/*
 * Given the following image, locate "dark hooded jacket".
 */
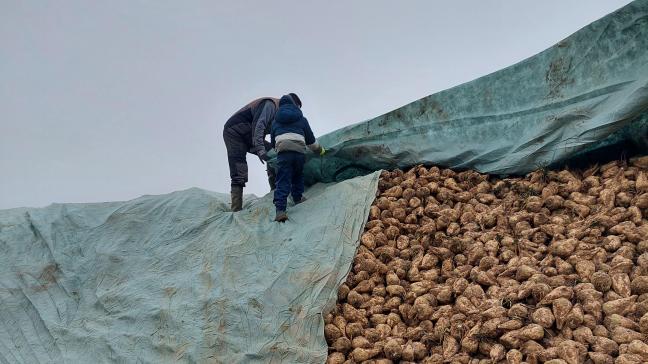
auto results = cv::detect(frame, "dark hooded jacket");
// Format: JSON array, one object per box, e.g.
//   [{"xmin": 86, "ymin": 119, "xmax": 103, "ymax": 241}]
[
  {"xmin": 224, "ymin": 97, "xmax": 279, "ymax": 158},
  {"xmin": 271, "ymin": 95, "xmax": 321, "ymax": 154}
]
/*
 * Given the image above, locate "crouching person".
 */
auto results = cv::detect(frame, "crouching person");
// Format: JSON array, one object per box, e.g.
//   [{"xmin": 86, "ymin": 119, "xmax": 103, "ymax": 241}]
[{"xmin": 270, "ymin": 94, "xmax": 325, "ymax": 222}]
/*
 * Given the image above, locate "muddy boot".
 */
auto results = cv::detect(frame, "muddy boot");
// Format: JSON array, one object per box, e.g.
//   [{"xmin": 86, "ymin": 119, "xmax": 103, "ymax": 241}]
[
  {"xmin": 294, "ymin": 196, "xmax": 307, "ymax": 204},
  {"xmin": 230, "ymin": 186, "xmax": 243, "ymax": 212},
  {"xmin": 275, "ymin": 210, "xmax": 288, "ymax": 222}
]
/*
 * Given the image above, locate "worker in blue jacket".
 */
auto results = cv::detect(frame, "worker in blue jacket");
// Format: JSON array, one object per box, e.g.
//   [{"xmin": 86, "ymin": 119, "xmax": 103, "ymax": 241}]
[
  {"xmin": 270, "ymin": 94, "xmax": 325, "ymax": 222},
  {"xmin": 223, "ymin": 96, "xmax": 284, "ymax": 211}
]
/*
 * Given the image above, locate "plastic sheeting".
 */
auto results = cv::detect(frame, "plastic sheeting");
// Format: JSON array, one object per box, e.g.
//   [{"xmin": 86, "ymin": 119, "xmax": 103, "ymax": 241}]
[
  {"xmin": 302, "ymin": 0, "xmax": 648, "ymax": 185},
  {"xmin": 0, "ymin": 172, "xmax": 380, "ymax": 364}
]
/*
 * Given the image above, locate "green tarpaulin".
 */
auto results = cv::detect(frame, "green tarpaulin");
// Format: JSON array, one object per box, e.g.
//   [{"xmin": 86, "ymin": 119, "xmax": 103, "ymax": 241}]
[
  {"xmin": 300, "ymin": 0, "xmax": 648, "ymax": 185},
  {"xmin": 0, "ymin": 174, "xmax": 380, "ymax": 363}
]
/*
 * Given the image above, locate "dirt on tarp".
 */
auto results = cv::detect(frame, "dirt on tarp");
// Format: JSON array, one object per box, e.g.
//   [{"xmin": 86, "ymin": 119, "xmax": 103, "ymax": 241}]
[{"xmin": 296, "ymin": 0, "xmax": 648, "ymax": 185}]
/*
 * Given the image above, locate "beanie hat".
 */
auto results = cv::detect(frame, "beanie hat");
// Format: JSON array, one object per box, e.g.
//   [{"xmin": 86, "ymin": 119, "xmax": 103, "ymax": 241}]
[{"xmin": 288, "ymin": 93, "xmax": 302, "ymax": 108}]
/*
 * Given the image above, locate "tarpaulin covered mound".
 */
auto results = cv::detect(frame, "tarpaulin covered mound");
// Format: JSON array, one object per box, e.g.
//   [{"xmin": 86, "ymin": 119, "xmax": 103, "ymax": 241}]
[
  {"xmin": 303, "ymin": 0, "xmax": 648, "ymax": 185},
  {"xmin": 0, "ymin": 173, "xmax": 379, "ymax": 364}
]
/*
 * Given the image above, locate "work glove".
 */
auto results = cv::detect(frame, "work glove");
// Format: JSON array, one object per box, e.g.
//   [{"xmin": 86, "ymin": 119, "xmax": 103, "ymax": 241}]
[
  {"xmin": 319, "ymin": 147, "xmax": 326, "ymax": 156},
  {"xmin": 258, "ymin": 152, "xmax": 269, "ymax": 164}
]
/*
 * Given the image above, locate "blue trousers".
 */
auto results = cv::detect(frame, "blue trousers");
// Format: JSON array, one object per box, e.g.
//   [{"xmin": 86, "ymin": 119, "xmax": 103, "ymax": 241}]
[{"xmin": 273, "ymin": 151, "xmax": 305, "ymax": 211}]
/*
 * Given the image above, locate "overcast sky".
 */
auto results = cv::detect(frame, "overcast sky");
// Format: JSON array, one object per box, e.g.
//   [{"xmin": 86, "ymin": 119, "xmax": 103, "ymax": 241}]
[{"xmin": 0, "ymin": 1, "xmax": 634, "ymax": 209}]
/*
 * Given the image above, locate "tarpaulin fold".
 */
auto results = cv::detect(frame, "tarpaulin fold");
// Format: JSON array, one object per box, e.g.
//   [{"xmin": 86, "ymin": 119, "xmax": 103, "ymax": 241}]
[
  {"xmin": 0, "ymin": 173, "xmax": 380, "ymax": 364},
  {"xmin": 301, "ymin": 0, "xmax": 648, "ymax": 185}
]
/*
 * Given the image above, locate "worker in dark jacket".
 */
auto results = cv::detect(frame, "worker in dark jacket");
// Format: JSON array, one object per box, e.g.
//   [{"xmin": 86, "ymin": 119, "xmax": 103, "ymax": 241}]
[
  {"xmin": 270, "ymin": 94, "xmax": 325, "ymax": 222},
  {"xmin": 223, "ymin": 95, "xmax": 299, "ymax": 211}
]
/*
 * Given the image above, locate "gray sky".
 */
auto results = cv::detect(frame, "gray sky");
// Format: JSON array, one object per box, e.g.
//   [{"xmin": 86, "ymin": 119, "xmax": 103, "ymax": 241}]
[{"xmin": 0, "ymin": 1, "xmax": 633, "ymax": 209}]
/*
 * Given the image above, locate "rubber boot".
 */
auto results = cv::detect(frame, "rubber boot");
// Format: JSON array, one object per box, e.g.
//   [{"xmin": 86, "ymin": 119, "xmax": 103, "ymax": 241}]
[
  {"xmin": 275, "ymin": 210, "xmax": 288, "ymax": 222},
  {"xmin": 230, "ymin": 186, "xmax": 243, "ymax": 212},
  {"xmin": 294, "ymin": 196, "xmax": 307, "ymax": 204}
]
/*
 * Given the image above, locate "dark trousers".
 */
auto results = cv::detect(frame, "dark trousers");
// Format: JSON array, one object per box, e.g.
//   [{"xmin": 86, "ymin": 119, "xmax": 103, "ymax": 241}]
[
  {"xmin": 223, "ymin": 123, "xmax": 251, "ymax": 187},
  {"xmin": 273, "ymin": 151, "xmax": 305, "ymax": 211},
  {"xmin": 223, "ymin": 122, "xmax": 276, "ymax": 188}
]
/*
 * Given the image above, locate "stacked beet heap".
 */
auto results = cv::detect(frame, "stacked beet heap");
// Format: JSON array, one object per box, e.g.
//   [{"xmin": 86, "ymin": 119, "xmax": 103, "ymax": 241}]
[{"xmin": 326, "ymin": 156, "xmax": 648, "ymax": 364}]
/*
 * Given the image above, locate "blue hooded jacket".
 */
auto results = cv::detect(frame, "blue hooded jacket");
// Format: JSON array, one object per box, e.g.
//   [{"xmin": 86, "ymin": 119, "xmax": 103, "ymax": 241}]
[{"xmin": 271, "ymin": 95, "xmax": 321, "ymax": 154}]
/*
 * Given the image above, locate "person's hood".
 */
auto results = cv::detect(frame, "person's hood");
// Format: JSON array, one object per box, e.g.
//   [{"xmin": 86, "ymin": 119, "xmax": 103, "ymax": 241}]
[{"xmin": 275, "ymin": 95, "xmax": 302, "ymax": 125}]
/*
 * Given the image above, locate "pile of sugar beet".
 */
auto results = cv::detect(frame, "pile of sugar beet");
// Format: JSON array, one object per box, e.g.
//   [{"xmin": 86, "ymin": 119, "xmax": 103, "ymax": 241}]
[{"xmin": 325, "ymin": 156, "xmax": 648, "ymax": 364}]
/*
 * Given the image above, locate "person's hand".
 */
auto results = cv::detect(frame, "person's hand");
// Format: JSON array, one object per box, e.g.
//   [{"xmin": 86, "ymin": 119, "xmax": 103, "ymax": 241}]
[
  {"xmin": 320, "ymin": 147, "xmax": 326, "ymax": 156},
  {"xmin": 258, "ymin": 152, "xmax": 269, "ymax": 164}
]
